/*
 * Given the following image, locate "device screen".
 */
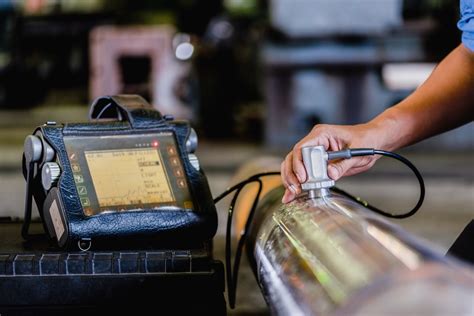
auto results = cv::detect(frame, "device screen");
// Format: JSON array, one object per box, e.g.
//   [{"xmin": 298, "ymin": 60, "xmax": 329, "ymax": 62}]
[{"xmin": 63, "ymin": 133, "xmax": 193, "ymax": 216}]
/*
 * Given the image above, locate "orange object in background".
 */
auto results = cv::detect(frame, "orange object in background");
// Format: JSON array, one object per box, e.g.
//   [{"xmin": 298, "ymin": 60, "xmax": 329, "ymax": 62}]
[
  {"xmin": 230, "ymin": 157, "xmax": 281, "ymax": 238},
  {"xmin": 24, "ymin": 0, "xmax": 46, "ymax": 14}
]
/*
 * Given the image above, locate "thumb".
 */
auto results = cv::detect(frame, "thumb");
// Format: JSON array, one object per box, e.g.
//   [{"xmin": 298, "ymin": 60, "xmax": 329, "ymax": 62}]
[{"xmin": 327, "ymin": 159, "xmax": 357, "ymax": 180}]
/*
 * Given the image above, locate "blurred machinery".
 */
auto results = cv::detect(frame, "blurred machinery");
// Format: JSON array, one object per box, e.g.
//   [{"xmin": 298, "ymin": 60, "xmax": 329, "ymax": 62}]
[
  {"xmin": 262, "ymin": 0, "xmax": 472, "ymax": 149},
  {"xmin": 90, "ymin": 26, "xmax": 197, "ymax": 120},
  {"xmin": 0, "ymin": 0, "xmax": 111, "ymax": 109},
  {"xmin": 0, "ymin": 0, "xmax": 212, "ymax": 119},
  {"xmin": 263, "ymin": 0, "xmax": 411, "ymax": 147},
  {"xmin": 0, "ymin": 0, "xmax": 471, "ymax": 147}
]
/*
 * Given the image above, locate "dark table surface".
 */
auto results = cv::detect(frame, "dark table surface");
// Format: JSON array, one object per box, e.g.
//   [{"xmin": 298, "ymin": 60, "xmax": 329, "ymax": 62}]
[{"xmin": 0, "ymin": 221, "xmax": 227, "ymax": 315}]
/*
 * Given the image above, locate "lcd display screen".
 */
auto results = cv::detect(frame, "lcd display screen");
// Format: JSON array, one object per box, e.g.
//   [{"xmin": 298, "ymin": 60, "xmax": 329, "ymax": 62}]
[
  {"xmin": 85, "ymin": 148, "xmax": 174, "ymax": 207},
  {"xmin": 63, "ymin": 133, "xmax": 193, "ymax": 216}
]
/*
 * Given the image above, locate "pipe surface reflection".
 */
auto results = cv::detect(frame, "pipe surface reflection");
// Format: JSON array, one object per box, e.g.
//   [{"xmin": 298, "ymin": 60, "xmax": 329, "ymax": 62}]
[{"xmin": 247, "ymin": 187, "xmax": 474, "ymax": 316}]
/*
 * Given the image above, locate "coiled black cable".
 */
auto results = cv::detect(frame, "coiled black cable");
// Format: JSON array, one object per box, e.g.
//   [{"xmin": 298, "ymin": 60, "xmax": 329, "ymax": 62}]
[
  {"xmin": 214, "ymin": 149, "xmax": 425, "ymax": 309},
  {"xmin": 328, "ymin": 149, "xmax": 425, "ymax": 219}
]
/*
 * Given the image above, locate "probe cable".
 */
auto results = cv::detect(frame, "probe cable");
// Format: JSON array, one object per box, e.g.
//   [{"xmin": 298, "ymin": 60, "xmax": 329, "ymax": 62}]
[
  {"xmin": 214, "ymin": 171, "xmax": 280, "ymax": 309},
  {"xmin": 327, "ymin": 149, "xmax": 425, "ymax": 219},
  {"xmin": 213, "ymin": 149, "xmax": 425, "ymax": 308}
]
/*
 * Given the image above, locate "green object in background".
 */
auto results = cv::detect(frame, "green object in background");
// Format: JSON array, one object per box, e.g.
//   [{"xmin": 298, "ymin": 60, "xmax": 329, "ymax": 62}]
[
  {"xmin": 55, "ymin": 0, "xmax": 105, "ymax": 13},
  {"xmin": 224, "ymin": 0, "xmax": 258, "ymax": 16},
  {"xmin": 124, "ymin": 11, "xmax": 175, "ymax": 26}
]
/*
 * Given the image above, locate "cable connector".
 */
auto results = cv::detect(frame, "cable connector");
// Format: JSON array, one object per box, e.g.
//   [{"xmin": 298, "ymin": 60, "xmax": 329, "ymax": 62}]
[
  {"xmin": 327, "ymin": 148, "xmax": 375, "ymax": 160},
  {"xmin": 301, "ymin": 147, "xmax": 377, "ymax": 194}
]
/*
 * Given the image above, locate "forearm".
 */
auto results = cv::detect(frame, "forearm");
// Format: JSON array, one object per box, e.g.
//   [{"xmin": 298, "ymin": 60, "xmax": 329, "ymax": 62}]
[{"xmin": 368, "ymin": 44, "xmax": 474, "ymax": 151}]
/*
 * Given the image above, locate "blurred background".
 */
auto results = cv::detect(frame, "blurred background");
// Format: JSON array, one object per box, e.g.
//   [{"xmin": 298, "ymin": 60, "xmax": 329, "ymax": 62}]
[{"xmin": 0, "ymin": 0, "xmax": 472, "ymax": 314}]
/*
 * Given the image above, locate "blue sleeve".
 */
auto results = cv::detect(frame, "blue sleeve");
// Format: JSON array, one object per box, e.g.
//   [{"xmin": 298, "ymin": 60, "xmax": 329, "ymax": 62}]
[{"xmin": 458, "ymin": 0, "xmax": 474, "ymax": 52}]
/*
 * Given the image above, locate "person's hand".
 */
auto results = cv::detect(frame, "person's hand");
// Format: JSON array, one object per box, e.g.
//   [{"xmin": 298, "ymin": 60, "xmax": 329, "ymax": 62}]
[{"xmin": 280, "ymin": 123, "xmax": 384, "ymax": 203}]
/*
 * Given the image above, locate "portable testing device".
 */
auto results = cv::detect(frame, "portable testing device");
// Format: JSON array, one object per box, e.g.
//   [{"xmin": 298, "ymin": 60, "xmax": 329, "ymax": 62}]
[{"xmin": 22, "ymin": 95, "xmax": 217, "ymax": 250}]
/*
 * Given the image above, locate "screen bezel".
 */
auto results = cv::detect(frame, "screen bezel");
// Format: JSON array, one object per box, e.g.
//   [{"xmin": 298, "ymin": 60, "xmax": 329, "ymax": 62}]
[{"xmin": 62, "ymin": 132, "xmax": 194, "ymax": 216}]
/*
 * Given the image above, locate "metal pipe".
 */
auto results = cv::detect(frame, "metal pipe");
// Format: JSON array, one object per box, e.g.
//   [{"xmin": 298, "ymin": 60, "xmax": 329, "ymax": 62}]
[{"xmin": 245, "ymin": 186, "xmax": 474, "ymax": 316}]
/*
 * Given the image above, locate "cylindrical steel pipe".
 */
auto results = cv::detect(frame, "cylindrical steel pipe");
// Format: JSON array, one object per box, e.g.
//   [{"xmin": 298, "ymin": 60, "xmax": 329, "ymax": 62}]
[{"xmin": 246, "ymin": 187, "xmax": 474, "ymax": 315}]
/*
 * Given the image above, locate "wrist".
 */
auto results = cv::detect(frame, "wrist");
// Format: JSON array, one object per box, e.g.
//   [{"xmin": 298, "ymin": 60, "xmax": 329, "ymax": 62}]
[{"xmin": 364, "ymin": 108, "xmax": 406, "ymax": 151}]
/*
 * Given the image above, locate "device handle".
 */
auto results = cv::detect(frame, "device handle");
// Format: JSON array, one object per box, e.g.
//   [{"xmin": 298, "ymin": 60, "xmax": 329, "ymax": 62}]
[{"xmin": 89, "ymin": 95, "xmax": 167, "ymax": 128}]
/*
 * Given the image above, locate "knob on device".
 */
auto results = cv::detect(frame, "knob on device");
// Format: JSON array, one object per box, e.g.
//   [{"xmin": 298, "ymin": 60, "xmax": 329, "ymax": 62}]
[
  {"xmin": 42, "ymin": 162, "xmax": 61, "ymax": 190},
  {"xmin": 24, "ymin": 135, "xmax": 43, "ymax": 164},
  {"xmin": 301, "ymin": 146, "xmax": 334, "ymax": 196},
  {"xmin": 186, "ymin": 128, "xmax": 198, "ymax": 153}
]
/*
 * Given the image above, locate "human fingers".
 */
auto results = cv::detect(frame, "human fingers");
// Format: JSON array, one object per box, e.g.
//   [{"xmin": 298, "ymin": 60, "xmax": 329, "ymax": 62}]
[
  {"xmin": 327, "ymin": 156, "xmax": 375, "ymax": 180},
  {"xmin": 282, "ymin": 188, "xmax": 296, "ymax": 204},
  {"xmin": 327, "ymin": 158, "xmax": 359, "ymax": 180},
  {"xmin": 291, "ymin": 144, "xmax": 308, "ymax": 184},
  {"xmin": 281, "ymin": 153, "xmax": 301, "ymax": 196},
  {"xmin": 343, "ymin": 157, "xmax": 378, "ymax": 176}
]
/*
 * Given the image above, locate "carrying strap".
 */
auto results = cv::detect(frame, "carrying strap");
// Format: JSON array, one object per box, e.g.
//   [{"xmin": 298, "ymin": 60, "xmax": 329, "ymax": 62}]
[{"xmin": 89, "ymin": 95, "xmax": 169, "ymax": 129}]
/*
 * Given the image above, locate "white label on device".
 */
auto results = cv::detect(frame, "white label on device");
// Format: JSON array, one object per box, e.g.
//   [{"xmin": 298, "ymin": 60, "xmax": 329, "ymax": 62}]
[{"xmin": 50, "ymin": 200, "xmax": 65, "ymax": 240}]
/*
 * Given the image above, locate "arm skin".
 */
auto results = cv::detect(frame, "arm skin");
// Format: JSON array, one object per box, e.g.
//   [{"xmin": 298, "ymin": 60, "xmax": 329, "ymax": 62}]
[{"xmin": 281, "ymin": 44, "xmax": 474, "ymax": 203}]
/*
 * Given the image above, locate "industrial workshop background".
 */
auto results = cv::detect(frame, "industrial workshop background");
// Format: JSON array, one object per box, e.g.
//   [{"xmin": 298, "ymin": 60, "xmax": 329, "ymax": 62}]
[{"xmin": 0, "ymin": 0, "xmax": 472, "ymax": 314}]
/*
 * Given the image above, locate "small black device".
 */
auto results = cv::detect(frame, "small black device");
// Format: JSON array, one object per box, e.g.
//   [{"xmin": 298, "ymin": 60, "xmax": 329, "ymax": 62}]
[{"xmin": 22, "ymin": 95, "xmax": 217, "ymax": 250}]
